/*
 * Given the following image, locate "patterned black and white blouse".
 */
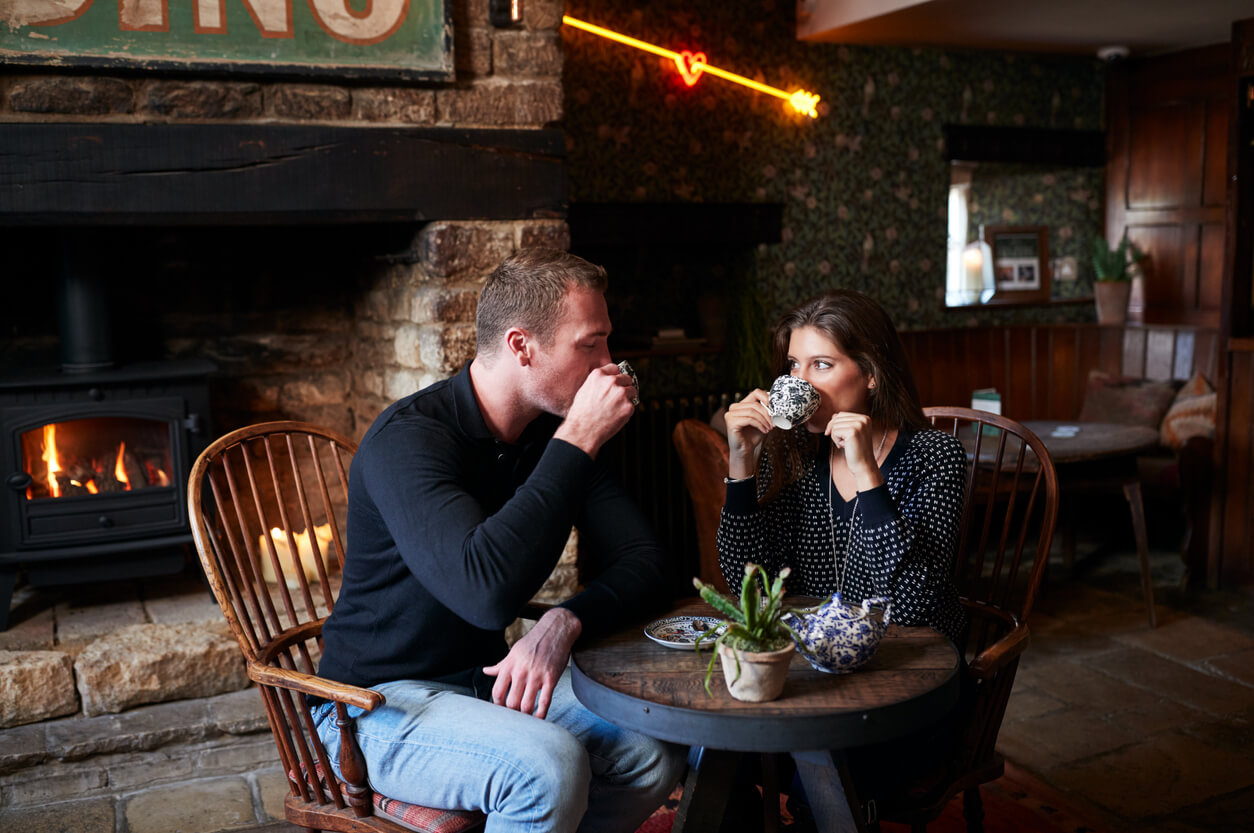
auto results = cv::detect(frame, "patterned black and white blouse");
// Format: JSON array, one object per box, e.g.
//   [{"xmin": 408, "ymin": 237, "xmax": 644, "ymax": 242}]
[{"xmin": 717, "ymin": 428, "xmax": 969, "ymax": 644}]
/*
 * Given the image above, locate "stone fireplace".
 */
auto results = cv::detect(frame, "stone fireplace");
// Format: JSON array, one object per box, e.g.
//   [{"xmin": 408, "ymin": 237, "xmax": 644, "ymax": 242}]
[{"xmin": 0, "ymin": 0, "xmax": 575, "ymax": 721}]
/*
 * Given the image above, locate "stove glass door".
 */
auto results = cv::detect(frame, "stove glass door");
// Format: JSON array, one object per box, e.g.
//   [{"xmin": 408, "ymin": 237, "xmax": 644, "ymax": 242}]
[{"xmin": 20, "ymin": 416, "xmax": 175, "ymax": 501}]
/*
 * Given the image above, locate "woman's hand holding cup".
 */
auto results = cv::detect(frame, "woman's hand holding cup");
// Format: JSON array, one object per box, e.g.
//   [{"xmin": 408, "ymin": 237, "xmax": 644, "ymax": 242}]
[
  {"xmin": 724, "ymin": 376, "xmax": 821, "ymax": 480},
  {"xmin": 724, "ymin": 390, "xmax": 773, "ymax": 480}
]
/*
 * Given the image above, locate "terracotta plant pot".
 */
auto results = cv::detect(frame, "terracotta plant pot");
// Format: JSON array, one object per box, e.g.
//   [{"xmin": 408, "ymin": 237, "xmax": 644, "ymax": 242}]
[
  {"xmin": 1094, "ymin": 281, "xmax": 1132, "ymax": 325},
  {"xmin": 717, "ymin": 641, "xmax": 794, "ymax": 702}
]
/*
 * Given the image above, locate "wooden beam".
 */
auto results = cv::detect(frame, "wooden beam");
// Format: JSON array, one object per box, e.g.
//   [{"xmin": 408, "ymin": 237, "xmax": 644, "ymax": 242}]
[
  {"xmin": 0, "ymin": 123, "xmax": 566, "ymax": 225},
  {"xmin": 943, "ymin": 125, "xmax": 1105, "ymax": 167}
]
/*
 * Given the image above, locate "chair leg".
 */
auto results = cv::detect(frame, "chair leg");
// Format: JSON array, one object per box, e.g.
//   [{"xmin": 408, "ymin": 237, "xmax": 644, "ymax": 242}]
[
  {"xmin": 963, "ymin": 788, "xmax": 984, "ymax": 833},
  {"xmin": 1122, "ymin": 481, "xmax": 1157, "ymax": 628}
]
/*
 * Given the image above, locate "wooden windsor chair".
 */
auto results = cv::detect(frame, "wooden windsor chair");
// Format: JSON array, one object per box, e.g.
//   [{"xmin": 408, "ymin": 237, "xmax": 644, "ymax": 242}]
[
  {"xmin": 864, "ymin": 408, "xmax": 1059, "ymax": 833},
  {"xmin": 672, "ymin": 418, "xmax": 733, "ymax": 595},
  {"xmin": 187, "ymin": 421, "xmax": 485, "ymax": 833}
]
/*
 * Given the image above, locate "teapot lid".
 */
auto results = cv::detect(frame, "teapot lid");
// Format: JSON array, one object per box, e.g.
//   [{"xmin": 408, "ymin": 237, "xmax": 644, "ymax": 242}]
[{"xmin": 823, "ymin": 592, "xmax": 863, "ymax": 618}]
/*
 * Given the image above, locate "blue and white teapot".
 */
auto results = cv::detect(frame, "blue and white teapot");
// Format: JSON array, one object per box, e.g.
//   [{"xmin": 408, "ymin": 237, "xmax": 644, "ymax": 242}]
[{"xmin": 782, "ymin": 593, "xmax": 892, "ymax": 673}]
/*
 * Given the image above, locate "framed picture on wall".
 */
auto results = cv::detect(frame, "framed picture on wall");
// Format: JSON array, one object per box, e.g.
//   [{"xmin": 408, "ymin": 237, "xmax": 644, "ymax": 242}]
[{"xmin": 984, "ymin": 225, "xmax": 1051, "ymax": 304}]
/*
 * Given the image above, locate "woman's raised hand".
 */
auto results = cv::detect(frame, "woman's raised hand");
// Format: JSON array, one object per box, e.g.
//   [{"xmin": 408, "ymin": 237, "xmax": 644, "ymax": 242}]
[
  {"xmin": 825, "ymin": 411, "xmax": 885, "ymax": 492},
  {"xmin": 724, "ymin": 389, "xmax": 773, "ymax": 479}
]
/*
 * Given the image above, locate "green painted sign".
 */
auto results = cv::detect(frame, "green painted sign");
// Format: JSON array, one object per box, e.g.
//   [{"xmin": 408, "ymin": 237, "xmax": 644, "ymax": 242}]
[{"xmin": 0, "ymin": 0, "xmax": 451, "ymax": 80}]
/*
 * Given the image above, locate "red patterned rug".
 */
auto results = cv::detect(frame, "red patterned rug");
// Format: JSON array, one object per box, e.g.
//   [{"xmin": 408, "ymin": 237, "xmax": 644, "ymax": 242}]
[{"xmin": 636, "ymin": 763, "xmax": 1110, "ymax": 833}]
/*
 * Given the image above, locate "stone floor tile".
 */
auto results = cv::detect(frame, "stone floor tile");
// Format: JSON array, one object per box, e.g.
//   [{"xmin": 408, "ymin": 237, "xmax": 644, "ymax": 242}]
[
  {"xmin": 1105, "ymin": 695, "xmax": 1205, "ymax": 736},
  {"xmin": 1, "ymin": 764, "xmax": 107, "ymax": 806},
  {"xmin": 1153, "ymin": 784, "xmax": 1254, "ymax": 833},
  {"xmin": 0, "ymin": 601, "xmax": 55, "ymax": 651},
  {"xmin": 1016, "ymin": 656, "xmax": 1169, "ymax": 714},
  {"xmin": 1115, "ymin": 616, "xmax": 1254, "ymax": 662},
  {"xmin": 206, "ymin": 687, "xmax": 269, "ymax": 735},
  {"xmin": 1002, "ymin": 689, "xmax": 1065, "ymax": 723},
  {"xmin": 1177, "ymin": 706, "xmax": 1254, "ymax": 759},
  {"xmin": 47, "ymin": 697, "xmax": 210, "ymax": 760},
  {"xmin": 0, "ymin": 797, "xmax": 116, "ymax": 833},
  {"xmin": 144, "ymin": 586, "xmax": 223, "ymax": 626},
  {"xmin": 1048, "ymin": 731, "xmax": 1254, "ymax": 819},
  {"xmin": 1095, "ymin": 647, "xmax": 1254, "ymax": 716},
  {"xmin": 0, "ymin": 722, "xmax": 48, "ymax": 774},
  {"xmin": 125, "ymin": 776, "xmax": 257, "ymax": 833},
  {"xmin": 1021, "ymin": 616, "xmax": 1125, "ymax": 659},
  {"xmin": 1033, "ymin": 581, "xmax": 1150, "ymax": 632},
  {"xmin": 55, "ymin": 588, "xmax": 146, "ymax": 654},
  {"xmin": 1205, "ymin": 647, "xmax": 1254, "ymax": 687},
  {"xmin": 993, "ymin": 709, "xmax": 1140, "ymax": 772},
  {"xmin": 254, "ymin": 765, "xmax": 290, "ymax": 821}
]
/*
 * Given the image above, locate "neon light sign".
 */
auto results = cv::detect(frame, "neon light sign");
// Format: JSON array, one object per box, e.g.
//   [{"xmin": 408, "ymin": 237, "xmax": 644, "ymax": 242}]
[{"xmin": 562, "ymin": 15, "xmax": 820, "ymax": 119}]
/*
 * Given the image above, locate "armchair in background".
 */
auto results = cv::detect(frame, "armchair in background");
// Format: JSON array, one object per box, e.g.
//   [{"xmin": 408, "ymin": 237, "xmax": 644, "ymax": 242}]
[{"xmin": 672, "ymin": 418, "xmax": 732, "ymax": 595}]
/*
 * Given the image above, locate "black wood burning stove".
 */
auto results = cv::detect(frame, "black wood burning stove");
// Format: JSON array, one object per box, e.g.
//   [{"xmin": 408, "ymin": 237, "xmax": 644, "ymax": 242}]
[
  {"xmin": 0, "ymin": 252, "xmax": 214, "ymax": 629},
  {"xmin": 0, "ymin": 360, "xmax": 214, "ymax": 628}
]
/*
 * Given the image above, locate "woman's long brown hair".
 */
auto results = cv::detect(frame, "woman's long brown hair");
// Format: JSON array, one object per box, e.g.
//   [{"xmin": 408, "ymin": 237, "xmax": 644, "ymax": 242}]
[{"xmin": 758, "ymin": 289, "xmax": 927, "ymax": 504}]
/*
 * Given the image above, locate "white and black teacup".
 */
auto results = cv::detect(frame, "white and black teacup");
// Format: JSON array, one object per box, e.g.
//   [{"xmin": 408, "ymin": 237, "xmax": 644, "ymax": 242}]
[
  {"xmin": 617, "ymin": 360, "xmax": 641, "ymax": 406},
  {"xmin": 767, "ymin": 376, "xmax": 820, "ymax": 430}
]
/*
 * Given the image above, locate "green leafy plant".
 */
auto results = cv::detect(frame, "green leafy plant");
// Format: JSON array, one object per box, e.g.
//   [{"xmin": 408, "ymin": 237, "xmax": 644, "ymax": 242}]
[
  {"xmin": 693, "ymin": 563, "xmax": 801, "ymax": 695},
  {"xmin": 1091, "ymin": 234, "xmax": 1147, "ymax": 282}
]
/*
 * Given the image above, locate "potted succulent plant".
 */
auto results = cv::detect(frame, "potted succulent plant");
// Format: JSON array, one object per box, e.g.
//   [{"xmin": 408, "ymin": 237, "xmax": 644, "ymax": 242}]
[
  {"xmin": 693, "ymin": 564, "xmax": 801, "ymax": 702},
  {"xmin": 1091, "ymin": 234, "xmax": 1147, "ymax": 325}
]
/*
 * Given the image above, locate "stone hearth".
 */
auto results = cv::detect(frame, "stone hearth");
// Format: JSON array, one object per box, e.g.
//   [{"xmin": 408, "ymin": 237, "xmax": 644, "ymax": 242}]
[{"xmin": 0, "ymin": 535, "xmax": 578, "ymax": 831}]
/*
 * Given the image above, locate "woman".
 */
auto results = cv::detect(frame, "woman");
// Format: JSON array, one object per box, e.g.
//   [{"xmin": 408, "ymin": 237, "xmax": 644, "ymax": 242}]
[{"xmin": 718, "ymin": 289, "xmax": 967, "ymax": 644}]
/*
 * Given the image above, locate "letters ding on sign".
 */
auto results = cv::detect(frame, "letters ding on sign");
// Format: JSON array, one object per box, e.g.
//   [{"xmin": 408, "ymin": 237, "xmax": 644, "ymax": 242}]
[{"xmin": 0, "ymin": 0, "xmax": 452, "ymax": 81}]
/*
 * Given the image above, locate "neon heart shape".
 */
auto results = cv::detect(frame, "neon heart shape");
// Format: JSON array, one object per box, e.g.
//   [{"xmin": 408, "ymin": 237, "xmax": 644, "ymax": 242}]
[{"xmin": 674, "ymin": 50, "xmax": 707, "ymax": 86}]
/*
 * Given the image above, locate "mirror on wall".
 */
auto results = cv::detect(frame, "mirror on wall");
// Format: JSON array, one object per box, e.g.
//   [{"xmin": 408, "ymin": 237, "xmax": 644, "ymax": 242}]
[{"xmin": 942, "ymin": 126, "xmax": 1105, "ymax": 308}]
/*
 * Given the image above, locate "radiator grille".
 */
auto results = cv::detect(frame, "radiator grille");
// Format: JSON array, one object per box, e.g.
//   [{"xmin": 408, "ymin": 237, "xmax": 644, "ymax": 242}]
[{"xmin": 596, "ymin": 392, "xmax": 739, "ymax": 594}]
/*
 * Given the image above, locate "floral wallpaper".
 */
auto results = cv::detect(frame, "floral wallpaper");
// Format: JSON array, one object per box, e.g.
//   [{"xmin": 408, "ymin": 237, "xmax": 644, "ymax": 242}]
[{"xmin": 562, "ymin": 0, "xmax": 1108, "ymax": 357}]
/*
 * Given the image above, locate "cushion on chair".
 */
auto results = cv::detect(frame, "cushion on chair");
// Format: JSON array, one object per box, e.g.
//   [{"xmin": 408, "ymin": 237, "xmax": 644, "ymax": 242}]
[
  {"xmin": 1159, "ymin": 372, "xmax": 1217, "ymax": 452},
  {"xmin": 374, "ymin": 795, "xmax": 485, "ymax": 833},
  {"xmin": 290, "ymin": 762, "xmax": 485, "ymax": 833},
  {"xmin": 1077, "ymin": 370, "xmax": 1178, "ymax": 429}
]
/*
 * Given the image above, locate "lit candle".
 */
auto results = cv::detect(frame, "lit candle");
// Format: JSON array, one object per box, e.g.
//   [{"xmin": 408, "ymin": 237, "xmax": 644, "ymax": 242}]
[{"xmin": 257, "ymin": 524, "xmax": 336, "ymax": 589}]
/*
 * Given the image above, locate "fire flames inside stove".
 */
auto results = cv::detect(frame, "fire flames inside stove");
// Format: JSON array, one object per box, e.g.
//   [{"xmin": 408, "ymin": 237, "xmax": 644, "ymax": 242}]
[{"xmin": 21, "ymin": 417, "xmax": 173, "ymax": 500}]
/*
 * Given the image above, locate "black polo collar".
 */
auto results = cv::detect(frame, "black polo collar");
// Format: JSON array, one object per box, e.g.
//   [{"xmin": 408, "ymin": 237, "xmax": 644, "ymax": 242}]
[{"xmin": 449, "ymin": 361, "xmax": 561, "ymax": 447}]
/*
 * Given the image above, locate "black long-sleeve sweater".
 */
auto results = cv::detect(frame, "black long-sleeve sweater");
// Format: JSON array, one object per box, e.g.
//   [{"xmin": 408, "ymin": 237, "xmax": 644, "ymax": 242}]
[
  {"xmin": 717, "ymin": 428, "xmax": 968, "ymax": 644},
  {"xmin": 318, "ymin": 364, "xmax": 667, "ymax": 697}
]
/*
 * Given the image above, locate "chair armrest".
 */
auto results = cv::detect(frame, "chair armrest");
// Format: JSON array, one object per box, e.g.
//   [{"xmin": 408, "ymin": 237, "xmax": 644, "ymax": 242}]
[
  {"xmin": 967, "ymin": 622, "xmax": 1030, "ymax": 680},
  {"xmin": 247, "ymin": 663, "xmax": 384, "ymax": 711}
]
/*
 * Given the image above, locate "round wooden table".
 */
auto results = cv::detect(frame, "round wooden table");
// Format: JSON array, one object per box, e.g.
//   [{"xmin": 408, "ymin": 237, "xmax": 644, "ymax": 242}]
[
  {"xmin": 571, "ymin": 599, "xmax": 962, "ymax": 833},
  {"xmin": 1021, "ymin": 420, "xmax": 1159, "ymax": 464}
]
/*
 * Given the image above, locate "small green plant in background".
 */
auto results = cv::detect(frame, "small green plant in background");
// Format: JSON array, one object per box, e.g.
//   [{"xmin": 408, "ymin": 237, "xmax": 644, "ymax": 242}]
[
  {"xmin": 693, "ymin": 563, "xmax": 800, "ymax": 695},
  {"xmin": 1091, "ymin": 234, "xmax": 1146, "ymax": 282}
]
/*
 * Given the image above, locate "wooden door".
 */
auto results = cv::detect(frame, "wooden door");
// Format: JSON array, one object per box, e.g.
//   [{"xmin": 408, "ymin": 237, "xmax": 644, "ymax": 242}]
[
  {"xmin": 1106, "ymin": 45, "xmax": 1230, "ymax": 329},
  {"xmin": 1215, "ymin": 20, "xmax": 1254, "ymax": 586}
]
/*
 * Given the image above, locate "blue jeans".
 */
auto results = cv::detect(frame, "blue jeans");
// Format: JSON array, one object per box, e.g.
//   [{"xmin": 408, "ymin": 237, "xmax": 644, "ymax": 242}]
[{"xmin": 312, "ymin": 669, "xmax": 686, "ymax": 833}]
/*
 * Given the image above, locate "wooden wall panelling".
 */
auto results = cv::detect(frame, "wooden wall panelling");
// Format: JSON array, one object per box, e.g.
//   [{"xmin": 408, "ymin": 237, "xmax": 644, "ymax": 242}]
[
  {"xmin": 1125, "ymin": 102, "xmax": 1203, "ymax": 209},
  {"xmin": 1107, "ymin": 45, "xmax": 1229, "ymax": 329},
  {"xmin": 1121, "ymin": 327, "xmax": 1148, "ymax": 378},
  {"xmin": 1204, "ymin": 98, "xmax": 1232, "ymax": 206},
  {"xmin": 1003, "ymin": 327, "xmax": 1036, "ymax": 419},
  {"xmin": 1145, "ymin": 328, "xmax": 1181, "ymax": 379},
  {"xmin": 1097, "ymin": 327, "xmax": 1126, "ymax": 377},
  {"xmin": 1044, "ymin": 325, "xmax": 1079, "ymax": 420}
]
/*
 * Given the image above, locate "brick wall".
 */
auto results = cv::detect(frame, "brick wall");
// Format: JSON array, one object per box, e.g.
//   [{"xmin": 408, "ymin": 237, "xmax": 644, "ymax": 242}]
[{"xmin": 0, "ymin": 0, "xmax": 569, "ymax": 441}]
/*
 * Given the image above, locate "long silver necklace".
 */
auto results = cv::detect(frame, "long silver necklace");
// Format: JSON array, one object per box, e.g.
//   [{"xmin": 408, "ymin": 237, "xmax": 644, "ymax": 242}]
[{"xmin": 828, "ymin": 428, "xmax": 889, "ymax": 600}]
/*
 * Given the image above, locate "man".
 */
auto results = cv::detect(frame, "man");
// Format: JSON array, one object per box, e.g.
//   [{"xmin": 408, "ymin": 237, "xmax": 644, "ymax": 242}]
[{"xmin": 314, "ymin": 247, "xmax": 685, "ymax": 833}]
